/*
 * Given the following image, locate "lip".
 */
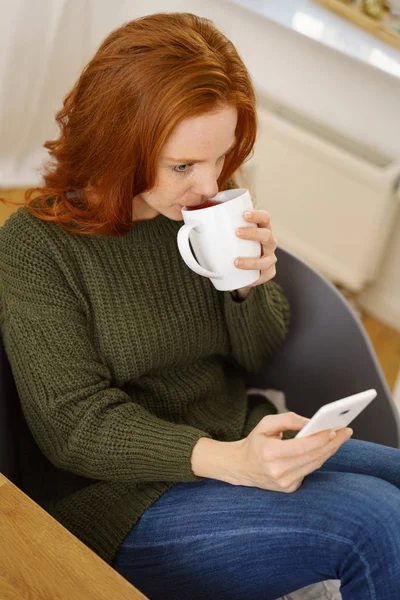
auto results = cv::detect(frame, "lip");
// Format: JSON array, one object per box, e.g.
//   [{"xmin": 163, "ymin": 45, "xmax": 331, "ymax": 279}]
[{"xmin": 178, "ymin": 203, "xmax": 203, "ymax": 210}]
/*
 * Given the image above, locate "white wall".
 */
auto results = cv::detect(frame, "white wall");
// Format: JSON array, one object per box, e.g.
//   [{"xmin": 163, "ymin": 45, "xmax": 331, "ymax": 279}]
[
  {"xmin": 359, "ymin": 212, "xmax": 400, "ymax": 331},
  {"xmin": 220, "ymin": 1, "xmax": 400, "ymax": 331}
]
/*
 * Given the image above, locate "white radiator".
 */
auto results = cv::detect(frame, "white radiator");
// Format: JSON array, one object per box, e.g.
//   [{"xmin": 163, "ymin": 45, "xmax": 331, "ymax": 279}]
[{"xmin": 244, "ymin": 96, "xmax": 400, "ymax": 292}]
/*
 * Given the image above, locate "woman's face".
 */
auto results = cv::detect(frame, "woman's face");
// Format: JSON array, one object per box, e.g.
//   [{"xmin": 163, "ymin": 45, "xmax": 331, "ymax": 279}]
[{"xmin": 133, "ymin": 104, "xmax": 238, "ymax": 221}]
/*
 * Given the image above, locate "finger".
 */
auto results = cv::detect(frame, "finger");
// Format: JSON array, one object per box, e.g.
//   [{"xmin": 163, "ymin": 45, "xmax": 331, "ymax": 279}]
[
  {"xmin": 236, "ymin": 227, "xmax": 277, "ymax": 247},
  {"xmin": 279, "ymin": 454, "xmax": 332, "ymax": 490},
  {"xmin": 244, "ymin": 210, "xmax": 272, "ymax": 230},
  {"xmin": 277, "ymin": 429, "xmax": 338, "ymax": 459},
  {"xmin": 279, "ymin": 430, "xmax": 354, "ymax": 490},
  {"xmin": 281, "ymin": 427, "xmax": 353, "ymax": 460},
  {"xmin": 235, "ymin": 254, "xmax": 277, "ymax": 271},
  {"xmin": 254, "ymin": 412, "xmax": 310, "ymax": 436},
  {"xmin": 279, "ymin": 427, "xmax": 353, "ymax": 472},
  {"xmin": 255, "ymin": 263, "xmax": 277, "ymax": 284}
]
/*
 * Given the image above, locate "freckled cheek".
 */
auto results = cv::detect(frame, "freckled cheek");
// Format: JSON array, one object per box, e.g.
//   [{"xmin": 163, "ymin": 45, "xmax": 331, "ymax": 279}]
[
  {"xmin": 171, "ymin": 176, "xmax": 195, "ymax": 200},
  {"xmin": 157, "ymin": 169, "xmax": 197, "ymax": 204},
  {"xmin": 152, "ymin": 178, "xmax": 190, "ymax": 206}
]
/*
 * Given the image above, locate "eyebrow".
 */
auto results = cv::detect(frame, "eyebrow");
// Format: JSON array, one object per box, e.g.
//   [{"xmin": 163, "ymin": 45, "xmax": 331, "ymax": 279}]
[{"xmin": 164, "ymin": 140, "xmax": 236, "ymax": 164}]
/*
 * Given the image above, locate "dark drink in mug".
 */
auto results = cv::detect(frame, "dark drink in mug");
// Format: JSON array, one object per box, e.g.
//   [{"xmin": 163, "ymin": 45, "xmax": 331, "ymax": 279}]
[{"xmin": 186, "ymin": 199, "xmax": 220, "ymax": 210}]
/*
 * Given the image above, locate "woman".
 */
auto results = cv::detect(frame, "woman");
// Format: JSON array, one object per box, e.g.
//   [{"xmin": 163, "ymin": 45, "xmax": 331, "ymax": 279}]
[{"xmin": 1, "ymin": 12, "xmax": 400, "ymax": 600}]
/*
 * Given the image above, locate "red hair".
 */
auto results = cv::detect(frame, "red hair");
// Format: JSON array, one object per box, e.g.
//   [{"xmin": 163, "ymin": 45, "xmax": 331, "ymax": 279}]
[{"xmin": 3, "ymin": 13, "xmax": 257, "ymax": 236}]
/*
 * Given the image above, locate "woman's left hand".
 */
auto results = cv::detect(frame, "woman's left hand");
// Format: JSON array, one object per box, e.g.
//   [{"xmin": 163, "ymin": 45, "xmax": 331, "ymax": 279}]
[{"xmin": 234, "ymin": 210, "xmax": 278, "ymax": 300}]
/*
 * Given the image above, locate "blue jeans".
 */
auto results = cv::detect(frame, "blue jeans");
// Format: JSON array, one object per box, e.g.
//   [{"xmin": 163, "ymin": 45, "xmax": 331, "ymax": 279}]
[{"xmin": 112, "ymin": 439, "xmax": 400, "ymax": 599}]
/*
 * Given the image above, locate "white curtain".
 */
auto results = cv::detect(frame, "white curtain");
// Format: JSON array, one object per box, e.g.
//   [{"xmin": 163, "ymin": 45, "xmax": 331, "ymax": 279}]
[
  {"xmin": 0, "ymin": 0, "xmax": 229, "ymax": 189},
  {"xmin": 1, "ymin": 0, "xmax": 90, "ymax": 187},
  {"xmin": 0, "ymin": 0, "xmax": 153, "ymax": 188}
]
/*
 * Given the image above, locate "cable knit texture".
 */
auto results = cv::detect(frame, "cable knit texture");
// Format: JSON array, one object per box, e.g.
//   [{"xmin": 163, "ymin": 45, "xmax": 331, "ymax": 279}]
[{"xmin": 0, "ymin": 203, "xmax": 290, "ymax": 564}]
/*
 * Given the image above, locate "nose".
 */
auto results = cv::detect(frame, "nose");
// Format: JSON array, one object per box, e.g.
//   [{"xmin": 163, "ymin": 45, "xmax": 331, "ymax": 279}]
[{"xmin": 193, "ymin": 172, "xmax": 219, "ymax": 200}]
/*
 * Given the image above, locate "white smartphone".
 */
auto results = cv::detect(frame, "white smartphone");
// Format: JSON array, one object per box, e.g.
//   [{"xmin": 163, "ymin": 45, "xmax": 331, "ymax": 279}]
[{"xmin": 295, "ymin": 389, "xmax": 377, "ymax": 439}]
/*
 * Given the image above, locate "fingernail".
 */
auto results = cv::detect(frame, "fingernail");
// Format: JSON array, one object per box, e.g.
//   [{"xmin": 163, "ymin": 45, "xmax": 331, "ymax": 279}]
[
  {"xmin": 234, "ymin": 258, "xmax": 240, "ymax": 267},
  {"xmin": 236, "ymin": 228, "xmax": 243, "ymax": 237},
  {"xmin": 347, "ymin": 428, "xmax": 353, "ymax": 437},
  {"xmin": 329, "ymin": 430, "xmax": 336, "ymax": 440},
  {"xmin": 244, "ymin": 211, "xmax": 252, "ymax": 219}
]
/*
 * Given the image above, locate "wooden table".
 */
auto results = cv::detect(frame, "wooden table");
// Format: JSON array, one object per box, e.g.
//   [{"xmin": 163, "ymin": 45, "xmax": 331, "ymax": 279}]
[{"xmin": 0, "ymin": 472, "xmax": 148, "ymax": 599}]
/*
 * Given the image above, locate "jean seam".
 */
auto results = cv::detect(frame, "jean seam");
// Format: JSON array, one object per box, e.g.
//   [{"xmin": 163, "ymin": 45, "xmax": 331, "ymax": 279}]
[{"xmin": 121, "ymin": 526, "xmax": 376, "ymax": 599}]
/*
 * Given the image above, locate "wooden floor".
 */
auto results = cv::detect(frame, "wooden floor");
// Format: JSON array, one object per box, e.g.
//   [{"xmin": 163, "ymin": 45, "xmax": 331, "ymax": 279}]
[
  {"xmin": 361, "ymin": 313, "xmax": 400, "ymax": 391},
  {"xmin": 1, "ymin": 188, "xmax": 400, "ymax": 391}
]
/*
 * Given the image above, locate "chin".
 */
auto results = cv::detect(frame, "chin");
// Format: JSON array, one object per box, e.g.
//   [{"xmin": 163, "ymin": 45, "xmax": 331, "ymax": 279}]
[{"xmin": 165, "ymin": 205, "xmax": 184, "ymax": 221}]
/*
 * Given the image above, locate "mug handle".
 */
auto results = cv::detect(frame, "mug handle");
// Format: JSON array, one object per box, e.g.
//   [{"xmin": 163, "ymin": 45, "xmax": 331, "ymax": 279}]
[{"xmin": 177, "ymin": 222, "xmax": 223, "ymax": 279}]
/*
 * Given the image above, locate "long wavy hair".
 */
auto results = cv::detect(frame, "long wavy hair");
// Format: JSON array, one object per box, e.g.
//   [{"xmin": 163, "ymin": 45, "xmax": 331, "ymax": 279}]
[{"xmin": 2, "ymin": 13, "xmax": 257, "ymax": 236}]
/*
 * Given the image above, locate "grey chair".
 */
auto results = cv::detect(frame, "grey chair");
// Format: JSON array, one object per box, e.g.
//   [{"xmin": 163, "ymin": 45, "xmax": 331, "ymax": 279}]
[
  {"xmin": 0, "ymin": 335, "xmax": 21, "ymax": 484},
  {"xmin": 245, "ymin": 246, "xmax": 400, "ymax": 448},
  {"xmin": 1, "ymin": 247, "xmax": 399, "ymax": 491}
]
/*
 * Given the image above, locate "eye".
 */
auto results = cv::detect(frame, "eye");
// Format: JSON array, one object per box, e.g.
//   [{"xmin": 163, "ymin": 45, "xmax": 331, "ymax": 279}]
[{"xmin": 173, "ymin": 163, "xmax": 193, "ymax": 174}]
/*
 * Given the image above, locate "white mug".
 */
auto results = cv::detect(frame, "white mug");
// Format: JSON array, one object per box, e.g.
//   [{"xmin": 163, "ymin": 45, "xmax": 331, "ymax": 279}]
[{"xmin": 177, "ymin": 188, "xmax": 261, "ymax": 291}]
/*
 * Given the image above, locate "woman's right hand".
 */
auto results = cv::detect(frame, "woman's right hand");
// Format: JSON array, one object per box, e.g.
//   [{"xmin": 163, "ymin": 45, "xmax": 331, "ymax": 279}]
[
  {"xmin": 227, "ymin": 412, "xmax": 353, "ymax": 492},
  {"xmin": 191, "ymin": 412, "xmax": 353, "ymax": 492}
]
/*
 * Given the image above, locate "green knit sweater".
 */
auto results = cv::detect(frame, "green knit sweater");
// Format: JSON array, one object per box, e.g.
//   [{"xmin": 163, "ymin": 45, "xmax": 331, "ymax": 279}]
[{"xmin": 0, "ymin": 205, "xmax": 290, "ymax": 565}]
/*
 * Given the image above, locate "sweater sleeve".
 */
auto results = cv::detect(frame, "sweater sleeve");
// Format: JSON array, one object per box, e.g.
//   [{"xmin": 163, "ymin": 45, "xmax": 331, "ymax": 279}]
[
  {"xmin": 219, "ymin": 179, "xmax": 290, "ymax": 372},
  {"xmin": 0, "ymin": 213, "xmax": 211, "ymax": 484},
  {"xmin": 223, "ymin": 281, "xmax": 290, "ymax": 373}
]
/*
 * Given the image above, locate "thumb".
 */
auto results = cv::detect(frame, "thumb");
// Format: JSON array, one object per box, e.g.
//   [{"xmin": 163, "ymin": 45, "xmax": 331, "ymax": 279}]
[{"xmin": 254, "ymin": 412, "xmax": 310, "ymax": 436}]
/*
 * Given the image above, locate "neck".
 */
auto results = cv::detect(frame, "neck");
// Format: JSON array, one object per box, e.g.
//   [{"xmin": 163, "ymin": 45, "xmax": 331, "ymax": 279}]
[{"xmin": 132, "ymin": 195, "xmax": 159, "ymax": 222}]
